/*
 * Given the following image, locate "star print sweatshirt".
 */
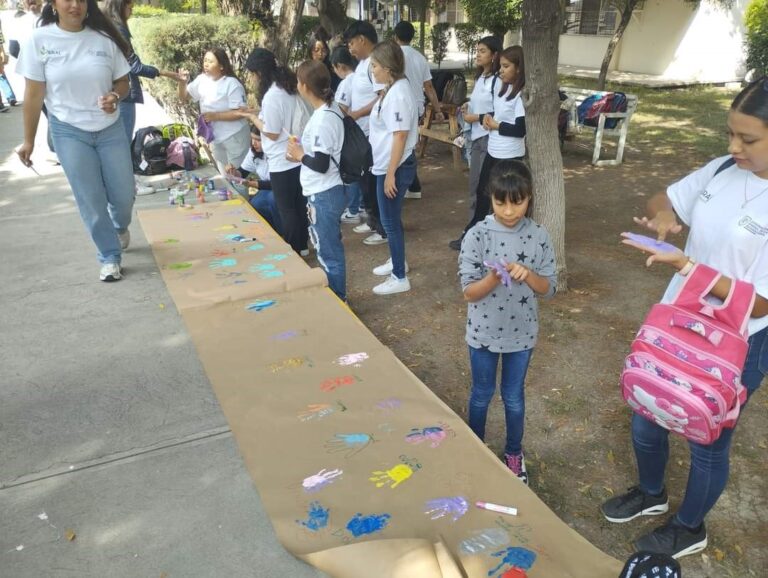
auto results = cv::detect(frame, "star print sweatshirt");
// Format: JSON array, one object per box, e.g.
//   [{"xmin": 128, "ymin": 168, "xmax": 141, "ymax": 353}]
[{"xmin": 459, "ymin": 215, "xmax": 557, "ymax": 353}]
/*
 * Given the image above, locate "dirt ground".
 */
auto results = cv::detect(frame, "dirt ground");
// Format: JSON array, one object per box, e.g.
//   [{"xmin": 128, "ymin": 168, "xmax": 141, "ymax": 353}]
[{"xmin": 336, "ymin": 138, "xmax": 768, "ymax": 577}]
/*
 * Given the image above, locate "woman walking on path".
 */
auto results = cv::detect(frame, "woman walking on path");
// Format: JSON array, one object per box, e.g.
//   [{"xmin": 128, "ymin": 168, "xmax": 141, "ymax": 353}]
[
  {"xmin": 16, "ymin": 0, "xmax": 135, "ymax": 282},
  {"xmin": 601, "ymin": 78, "xmax": 768, "ymax": 559}
]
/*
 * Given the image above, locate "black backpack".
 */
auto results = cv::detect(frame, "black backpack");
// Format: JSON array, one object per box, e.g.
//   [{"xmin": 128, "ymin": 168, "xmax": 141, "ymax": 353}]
[
  {"xmin": 131, "ymin": 126, "xmax": 171, "ymax": 175},
  {"xmin": 326, "ymin": 110, "xmax": 372, "ymax": 184}
]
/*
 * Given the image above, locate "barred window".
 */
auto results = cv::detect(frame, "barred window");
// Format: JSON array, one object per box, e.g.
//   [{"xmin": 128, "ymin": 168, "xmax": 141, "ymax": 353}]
[{"xmin": 563, "ymin": 0, "xmax": 620, "ymax": 36}]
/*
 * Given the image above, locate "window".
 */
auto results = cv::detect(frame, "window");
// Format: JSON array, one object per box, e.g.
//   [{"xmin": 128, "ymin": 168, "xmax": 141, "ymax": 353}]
[{"xmin": 563, "ymin": 0, "xmax": 620, "ymax": 36}]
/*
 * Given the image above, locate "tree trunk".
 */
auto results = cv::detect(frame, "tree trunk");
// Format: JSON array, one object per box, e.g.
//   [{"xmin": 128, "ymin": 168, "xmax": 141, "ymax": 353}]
[
  {"xmin": 217, "ymin": 0, "xmax": 251, "ymax": 16},
  {"xmin": 316, "ymin": 0, "xmax": 349, "ymax": 38},
  {"xmin": 521, "ymin": 0, "xmax": 567, "ymax": 291},
  {"xmin": 200, "ymin": 0, "xmax": 207, "ymax": 14},
  {"xmin": 597, "ymin": 0, "xmax": 640, "ymax": 90},
  {"xmin": 264, "ymin": 0, "xmax": 306, "ymax": 65},
  {"xmin": 419, "ymin": 2, "xmax": 427, "ymax": 52}
]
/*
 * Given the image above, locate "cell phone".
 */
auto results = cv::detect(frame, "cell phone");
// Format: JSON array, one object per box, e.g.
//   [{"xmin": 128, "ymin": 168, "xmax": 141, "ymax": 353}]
[{"xmin": 622, "ymin": 232, "xmax": 680, "ymax": 254}]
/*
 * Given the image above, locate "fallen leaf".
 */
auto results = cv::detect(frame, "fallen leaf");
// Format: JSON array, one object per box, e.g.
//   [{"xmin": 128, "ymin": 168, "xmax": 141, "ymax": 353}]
[
  {"xmin": 158, "ymin": 304, "xmax": 165, "ymax": 310},
  {"xmin": 758, "ymin": 440, "xmax": 767, "ymax": 449},
  {"xmin": 734, "ymin": 544, "xmax": 743, "ymax": 556},
  {"xmin": 64, "ymin": 529, "xmax": 76, "ymax": 541},
  {"xmin": 713, "ymin": 547, "xmax": 725, "ymax": 561},
  {"xmin": 607, "ymin": 450, "xmax": 615, "ymax": 464}
]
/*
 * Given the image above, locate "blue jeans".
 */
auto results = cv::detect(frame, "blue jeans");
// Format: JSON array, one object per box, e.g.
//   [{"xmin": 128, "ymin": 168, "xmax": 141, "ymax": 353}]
[
  {"xmin": 49, "ymin": 115, "xmax": 135, "ymax": 265},
  {"xmin": 308, "ymin": 184, "xmax": 347, "ymax": 301},
  {"xmin": 468, "ymin": 345, "xmax": 533, "ymax": 456},
  {"xmin": 345, "ymin": 181, "xmax": 361, "ymax": 215},
  {"xmin": 0, "ymin": 73, "xmax": 17, "ymax": 102},
  {"xmin": 632, "ymin": 326, "xmax": 768, "ymax": 528},
  {"xmin": 375, "ymin": 153, "xmax": 416, "ymax": 279},
  {"xmin": 118, "ymin": 101, "xmax": 137, "ymax": 143},
  {"xmin": 248, "ymin": 189, "xmax": 282, "ymax": 233}
]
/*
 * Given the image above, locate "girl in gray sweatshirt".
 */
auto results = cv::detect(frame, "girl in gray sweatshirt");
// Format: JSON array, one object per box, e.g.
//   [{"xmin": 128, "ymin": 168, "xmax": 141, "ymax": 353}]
[{"xmin": 458, "ymin": 160, "xmax": 557, "ymax": 485}]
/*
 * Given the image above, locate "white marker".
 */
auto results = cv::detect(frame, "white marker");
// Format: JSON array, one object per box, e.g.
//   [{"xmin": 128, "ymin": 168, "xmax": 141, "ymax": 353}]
[{"xmin": 475, "ymin": 501, "xmax": 518, "ymax": 516}]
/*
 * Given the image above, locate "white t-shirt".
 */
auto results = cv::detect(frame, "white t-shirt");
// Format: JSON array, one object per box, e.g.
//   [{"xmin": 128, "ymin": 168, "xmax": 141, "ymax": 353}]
[
  {"xmin": 300, "ymin": 103, "xmax": 344, "ymax": 195},
  {"xmin": 368, "ymin": 79, "xmax": 418, "ymax": 175},
  {"xmin": 487, "ymin": 85, "xmax": 525, "ymax": 159},
  {"xmin": 350, "ymin": 57, "xmax": 377, "ymax": 136},
  {"xmin": 259, "ymin": 83, "xmax": 301, "ymax": 173},
  {"xmin": 400, "ymin": 45, "xmax": 431, "ymax": 116},
  {"xmin": 468, "ymin": 74, "xmax": 496, "ymax": 142},
  {"xmin": 186, "ymin": 74, "xmax": 248, "ymax": 144},
  {"xmin": 241, "ymin": 150, "xmax": 270, "ymax": 182},
  {"xmin": 663, "ymin": 155, "xmax": 768, "ymax": 335},
  {"xmin": 10, "ymin": 11, "xmax": 39, "ymax": 48},
  {"xmin": 17, "ymin": 26, "xmax": 130, "ymax": 132},
  {"xmin": 335, "ymin": 74, "xmax": 353, "ymax": 110}
]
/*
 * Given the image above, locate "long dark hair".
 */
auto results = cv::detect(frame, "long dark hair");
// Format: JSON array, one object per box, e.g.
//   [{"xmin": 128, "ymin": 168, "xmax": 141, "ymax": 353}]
[
  {"xmin": 498, "ymin": 45, "xmax": 525, "ymax": 101},
  {"xmin": 487, "ymin": 159, "xmax": 533, "ymax": 218},
  {"xmin": 474, "ymin": 35, "xmax": 501, "ymax": 81},
  {"xmin": 245, "ymin": 47, "xmax": 298, "ymax": 105},
  {"xmin": 41, "ymin": 0, "xmax": 131, "ymax": 57},
  {"xmin": 329, "ymin": 45, "xmax": 358, "ymax": 71},
  {"xmin": 102, "ymin": 0, "xmax": 129, "ymax": 27},
  {"xmin": 297, "ymin": 60, "xmax": 333, "ymax": 105},
  {"xmin": 732, "ymin": 76, "xmax": 768, "ymax": 125}
]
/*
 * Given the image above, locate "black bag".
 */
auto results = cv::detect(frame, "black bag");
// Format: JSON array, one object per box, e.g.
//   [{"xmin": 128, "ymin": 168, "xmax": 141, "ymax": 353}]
[
  {"xmin": 326, "ymin": 110, "xmax": 372, "ymax": 184},
  {"xmin": 131, "ymin": 127, "xmax": 170, "ymax": 175},
  {"xmin": 442, "ymin": 73, "xmax": 467, "ymax": 106}
]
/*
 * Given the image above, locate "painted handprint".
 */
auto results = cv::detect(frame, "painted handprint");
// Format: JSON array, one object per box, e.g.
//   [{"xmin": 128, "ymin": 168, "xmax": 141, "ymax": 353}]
[
  {"xmin": 459, "ymin": 528, "xmax": 510, "ymax": 556},
  {"xmin": 250, "ymin": 263, "xmax": 276, "ymax": 272},
  {"xmin": 405, "ymin": 425, "xmax": 454, "ymax": 448},
  {"xmin": 246, "ymin": 299, "xmax": 276, "ymax": 312},
  {"xmin": 302, "ymin": 468, "xmax": 343, "ymax": 493},
  {"xmin": 296, "ymin": 501, "xmax": 329, "ymax": 532},
  {"xmin": 375, "ymin": 397, "xmax": 402, "ymax": 412},
  {"xmin": 263, "ymin": 253, "xmax": 290, "ymax": 261},
  {"xmin": 488, "ymin": 547, "xmax": 537, "ymax": 576},
  {"xmin": 423, "ymin": 496, "xmax": 469, "ymax": 522},
  {"xmin": 345, "ymin": 513, "xmax": 390, "ymax": 538},
  {"xmin": 369, "ymin": 463, "xmax": 414, "ymax": 489},
  {"xmin": 324, "ymin": 433, "xmax": 373, "ymax": 458},
  {"xmin": 335, "ymin": 352, "xmax": 369, "ymax": 367},
  {"xmin": 268, "ymin": 356, "xmax": 306, "ymax": 373},
  {"xmin": 320, "ymin": 375, "xmax": 358, "ymax": 392},
  {"xmin": 259, "ymin": 270, "xmax": 284, "ymax": 279},
  {"xmin": 246, "ymin": 243, "xmax": 265, "ymax": 251},
  {"xmin": 209, "ymin": 258, "xmax": 237, "ymax": 268},
  {"xmin": 297, "ymin": 403, "xmax": 343, "ymax": 422}
]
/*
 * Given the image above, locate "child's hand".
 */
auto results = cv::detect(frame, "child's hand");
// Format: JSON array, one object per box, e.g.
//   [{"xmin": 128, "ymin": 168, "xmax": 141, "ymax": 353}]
[
  {"xmin": 506, "ymin": 262, "xmax": 530, "ymax": 282},
  {"xmin": 482, "ymin": 115, "xmax": 499, "ymax": 131},
  {"xmin": 177, "ymin": 69, "xmax": 189, "ymax": 83},
  {"xmin": 286, "ymin": 138, "xmax": 304, "ymax": 162}
]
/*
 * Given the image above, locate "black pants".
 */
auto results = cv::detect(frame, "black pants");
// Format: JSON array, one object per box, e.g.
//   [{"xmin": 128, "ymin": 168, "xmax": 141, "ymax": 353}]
[
  {"xmin": 270, "ymin": 166, "xmax": 308, "ymax": 253},
  {"xmin": 462, "ymin": 154, "xmax": 524, "ymax": 235},
  {"xmin": 361, "ymin": 169, "xmax": 385, "ymax": 237},
  {"xmin": 410, "ymin": 171, "xmax": 421, "ymax": 192}
]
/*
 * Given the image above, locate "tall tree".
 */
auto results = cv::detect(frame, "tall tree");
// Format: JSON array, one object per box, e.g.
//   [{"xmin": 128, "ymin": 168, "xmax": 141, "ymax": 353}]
[
  {"xmin": 460, "ymin": 0, "xmax": 523, "ymax": 40},
  {"xmin": 263, "ymin": 0, "xmax": 306, "ymax": 64},
  {"xmin": 316, "ymin": 0, "xmax": 349, "ymax": 38},
  {"xmin": 596, "ymin": 0, "xmax": 735, "ymax": 90},
  {"xmin": 522, "ymin": 0, "xmax": 567, "ymax": 291}
]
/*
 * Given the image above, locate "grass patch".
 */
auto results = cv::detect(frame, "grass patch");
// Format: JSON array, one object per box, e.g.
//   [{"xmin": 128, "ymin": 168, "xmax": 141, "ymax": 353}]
[{"xmin": 559, "ymin": 76, "xmax": 739, "ymax": 159}]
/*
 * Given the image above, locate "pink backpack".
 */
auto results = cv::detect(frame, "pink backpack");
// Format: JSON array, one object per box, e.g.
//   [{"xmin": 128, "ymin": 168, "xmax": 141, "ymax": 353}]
[
  {"xmin": 621, "ymin": 263, "xmax": 755, "ymax": 444},
  {"xmin": 166, "ymin": 137, "xmax": 199, "ymax": 171}
]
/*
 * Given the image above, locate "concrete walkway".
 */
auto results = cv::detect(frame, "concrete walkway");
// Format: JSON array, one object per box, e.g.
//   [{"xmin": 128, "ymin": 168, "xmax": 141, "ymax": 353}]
[{"xmin": 0, "ymin": 49, "xmax": 325, "ymax": 578}]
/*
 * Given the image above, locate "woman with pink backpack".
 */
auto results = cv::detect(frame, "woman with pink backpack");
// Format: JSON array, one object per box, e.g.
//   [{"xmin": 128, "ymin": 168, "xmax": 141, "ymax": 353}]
[{"xmin": 602, "ymin": 78, "xmax": 768, "ymax": 560}]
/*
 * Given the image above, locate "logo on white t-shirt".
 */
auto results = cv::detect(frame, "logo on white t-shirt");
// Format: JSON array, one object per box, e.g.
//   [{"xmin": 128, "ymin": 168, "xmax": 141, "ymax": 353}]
[
  {"xmin": 699, "ymin": 189, "xmax": 712, "ymax": 202},
  {"xmin": 394, "ymin": 112, "xmax": 403, "ymax": 122},
  {"xmin": 86, "ymin": 49, "xmax": 109, "ymax": 58},
  {"xmin": 738, "ymin": 216, "xmax": 768, "ymax": 237}
]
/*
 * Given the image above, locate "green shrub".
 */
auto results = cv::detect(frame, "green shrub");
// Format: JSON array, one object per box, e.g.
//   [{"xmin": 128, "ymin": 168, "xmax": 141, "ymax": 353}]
[
  {"xmin": 131, "ymin": 4, "xmax": 168, "ymax": 18},
  {"xmin": 430, "ymin": 22, "xmax": 451, "ymax": 69},
  {"xmin": 746, "ymin": 0, "xmax": 768, "ymax": 77},
  {"xmin": 131, "ymin": 14, "xmax": 259, "ymax": 124},
  {"xmin": 454, "ymin": 22, "xmax": 482, "ymax": 69}
]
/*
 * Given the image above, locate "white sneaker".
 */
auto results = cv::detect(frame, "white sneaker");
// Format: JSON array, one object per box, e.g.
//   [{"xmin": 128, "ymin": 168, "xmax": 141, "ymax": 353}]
[
  {"xmin": 353, "ymin": 223, "xmax": 372, "ymax": 234},
  {"xmin": 136, "ymin": 184, "xmax": 155, "ymax": 196},
  {"xmin": 372, "ymin": 258, "xmax": 409, "ymax": 276},
  {"xmin": 373, "ymin": 274, "xmax": 411, "ymax": 295},
  {"xmin": 404, "ymin": 190, "xmax": 422, "ymax": 199},
  {"xmin": 358, "ymin": 208, "xmax": 368, "ymax": 219},
  {"xmin": 99, "ymin": 263, "xmax": 122, "ymax": 282},
  {"xmin": 118, "ymin": 229, "xmax": 130, "ymax": 250},
  {"xmin": 340, "ymin": 209, "xmax": 361, "ymax": 224},
  {"xmin": 300, "ymin": 248, "xmax": 310, "ymax": 257},
  {"xmin": 363, "ymin": 233, "xmax": 387, "ymax": 245}
]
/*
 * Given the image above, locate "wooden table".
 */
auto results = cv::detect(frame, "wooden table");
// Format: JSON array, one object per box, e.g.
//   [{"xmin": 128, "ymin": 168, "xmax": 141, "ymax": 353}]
[{"xmin": 417, "ymin": 102, "xmax": 463, "ymax": 170}]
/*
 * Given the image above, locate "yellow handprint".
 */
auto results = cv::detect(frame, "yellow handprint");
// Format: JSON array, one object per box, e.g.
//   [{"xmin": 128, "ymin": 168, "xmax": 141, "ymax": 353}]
[{"xmin": 369, "ymin": 464, "xmax": 414, "ymax": 489}]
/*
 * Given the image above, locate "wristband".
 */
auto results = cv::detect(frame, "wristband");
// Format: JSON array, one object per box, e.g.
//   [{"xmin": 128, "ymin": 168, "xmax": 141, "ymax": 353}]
[
  {"xmin": 109, "ymin": 91, "xmax": 121, "ymax": 103},
  {"xmin": 678, "ymin": 258, "xmax": 695, "ymax": 276}
]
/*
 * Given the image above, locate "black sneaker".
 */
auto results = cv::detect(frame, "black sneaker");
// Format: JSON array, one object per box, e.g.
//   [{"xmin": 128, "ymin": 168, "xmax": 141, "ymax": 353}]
[
  {"xmin": 601, "ymin": 486, "xmax": 669, "ymax": 523},
  {"xmin": 634, "ymin": 518, "xmax": 707, "ymax": 560},
  {"xmin": 448, "ymin": 237, "xmax": 463, "ymax": 251}
]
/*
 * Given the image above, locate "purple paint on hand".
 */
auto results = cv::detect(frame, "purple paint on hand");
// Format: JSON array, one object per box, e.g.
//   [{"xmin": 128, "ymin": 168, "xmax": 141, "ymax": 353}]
[
  {"xmin": 622, "ymin": 232, "xmax": 681, "ymax": 254},
  {"xmin": 484, "ymin": 260, "xmax": 512, "ymax": 288}
]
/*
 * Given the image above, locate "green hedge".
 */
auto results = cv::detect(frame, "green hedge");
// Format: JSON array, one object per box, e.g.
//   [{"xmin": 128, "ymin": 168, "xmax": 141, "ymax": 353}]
[
  {"xmin": 746, "ymin": 0, "xmax": 768, "ymax": 77},
  {"xmin": 131, "ymin": 5, "xmax": 168, "ymax": 18},
  {"xmin": 131, "ymin": 14, "xmax": 259, "ymax": 124}
]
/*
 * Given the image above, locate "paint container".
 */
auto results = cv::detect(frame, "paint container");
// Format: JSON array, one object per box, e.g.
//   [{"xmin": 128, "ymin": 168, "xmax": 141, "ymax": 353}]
[
  {"xmin": 217, "ymin": 190, "xmax": 229, "ymax": 201},
  {"xmin": 207, "ymin": 180, "xmax": 215, "ymax": 191}
]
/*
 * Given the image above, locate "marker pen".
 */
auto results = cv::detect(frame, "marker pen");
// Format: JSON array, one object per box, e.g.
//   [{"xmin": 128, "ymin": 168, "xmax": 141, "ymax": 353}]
[{"xmin": 475, "ymin": 501, "xmax": 518, "ymax": 516}]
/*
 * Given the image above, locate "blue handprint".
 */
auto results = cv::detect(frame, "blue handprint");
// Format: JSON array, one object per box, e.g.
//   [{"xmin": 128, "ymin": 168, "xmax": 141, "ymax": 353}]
[
  {"xmin": 264, "ymin": 253, "xmax": 290, "ymax": 262},
  {"xmin": 259, "ymin": 270, "xmax": 284, "ymax": 279},
  {"xmin": 209, "ymin": 258, "xmax": 237, "ymax": 269},
  {"xmin": 246, "ymin": 299, "xmax": 276, "ymax": 312},
  {"xmin": 324, "ymin": 433, "xmax": 373, "ymax": 458},
  {"xmin": 249, "ymin": 263, "xmax": 277, "ymax": 272},
  {"xmin": 296, "ymin": 501, "xmax": 329, "ymax": 531},
  {"xmin": 246, "ymin": 243, "xmax": 265, "ymax": 251},
  {"xmin": 488, "ymin": 547, "xmax": 537, "ymax": 576},
  {"xmin": 345, "ymin": 513, "xmax": 390, "ymax": 537}
]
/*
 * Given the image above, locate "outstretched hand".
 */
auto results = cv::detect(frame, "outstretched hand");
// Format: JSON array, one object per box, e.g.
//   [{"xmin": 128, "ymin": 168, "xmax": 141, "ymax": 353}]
[
  {"xmin": 620, "ymin": 232, "xmax": 688, "ymax": 270},
  {"xmin": 632, "ymin": 209, "xmax": 682, "ymax": 241}
]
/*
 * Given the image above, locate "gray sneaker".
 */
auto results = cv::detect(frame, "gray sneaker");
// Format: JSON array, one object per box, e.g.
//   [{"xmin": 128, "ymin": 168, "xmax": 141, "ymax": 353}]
[{"xmin": 601, "ymin": 486, "xmax": 669, "ymax": 523}]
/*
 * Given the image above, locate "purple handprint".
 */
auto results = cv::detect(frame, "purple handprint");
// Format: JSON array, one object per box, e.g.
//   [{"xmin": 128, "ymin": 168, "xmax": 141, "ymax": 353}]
[{"xmin": 423, "ymin": 496, "xmax": 469, "ymax": 522}]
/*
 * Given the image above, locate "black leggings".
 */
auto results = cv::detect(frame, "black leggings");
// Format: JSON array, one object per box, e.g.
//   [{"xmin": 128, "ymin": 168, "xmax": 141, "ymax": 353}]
[
  {"xmin": 270, "ymin": 167, "xmax": 308, "ymax": 253},
  {"xmin": 361, "ymin": 169, "xmax": 385, "ymax": 236},
  {"xmin": 463, "ymin": 154, "xmax": 524, "ymax": 235}
]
